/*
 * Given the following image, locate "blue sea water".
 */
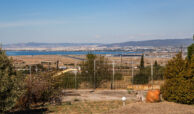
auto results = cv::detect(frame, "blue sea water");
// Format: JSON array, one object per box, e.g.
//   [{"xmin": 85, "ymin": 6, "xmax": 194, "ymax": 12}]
[{"xmin": 6, "ymin": 50, "xmax": 141, "ymax": 56}]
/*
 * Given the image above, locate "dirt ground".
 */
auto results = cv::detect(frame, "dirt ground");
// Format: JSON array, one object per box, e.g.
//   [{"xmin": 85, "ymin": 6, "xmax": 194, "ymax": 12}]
[
  {"xmin": 107, "ymin": 102, "xmax": 194, "ymax": 114},
  {"xmin": 11, "ymin": 54, "xmax": 170, "ymax": 67},
  {"xmin": 60, "ymin": 90, "xmax": 194, "ymax": 114},
  {"xmin": 61, "ymin": 89, "xmax": 137, "ymax": 102},
  {"xmin": 11, "ymin": 55, "xmax": 82, "ymax": 65}
]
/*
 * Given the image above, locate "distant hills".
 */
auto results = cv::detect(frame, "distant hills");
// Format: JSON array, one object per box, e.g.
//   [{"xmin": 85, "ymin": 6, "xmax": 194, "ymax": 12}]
[
  {"xmin": 3, "ymin": 38, "xmax": 193, "ymax": 49},
  {"xmin": 105, "ymin": 38, "xmax": 193, "ymax": 47},
  {"xmin": 3, "ymin": 42, "xmax": 102, "ymax": 48}
]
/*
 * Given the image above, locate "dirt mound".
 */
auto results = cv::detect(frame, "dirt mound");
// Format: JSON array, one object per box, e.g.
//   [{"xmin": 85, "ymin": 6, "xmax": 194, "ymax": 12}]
[{"xmin": 106, "ymin": 102, "xmax": 194, "ymax": 114}]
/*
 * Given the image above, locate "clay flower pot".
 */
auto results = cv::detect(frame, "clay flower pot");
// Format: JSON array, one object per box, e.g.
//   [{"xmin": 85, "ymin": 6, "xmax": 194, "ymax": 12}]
[{"xmin": 146, "ymin": 89, "xmax": 160, "ymax": 103}]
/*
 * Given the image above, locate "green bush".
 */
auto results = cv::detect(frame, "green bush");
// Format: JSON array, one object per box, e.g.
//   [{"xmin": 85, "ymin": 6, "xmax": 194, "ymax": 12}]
[
  {"xmin": 161, "ymin": 53, "xmax": 194, "ymax": 104},
  {"xmin": 0, "ymin": 49, "xmax": 25, "ymax": 112}
]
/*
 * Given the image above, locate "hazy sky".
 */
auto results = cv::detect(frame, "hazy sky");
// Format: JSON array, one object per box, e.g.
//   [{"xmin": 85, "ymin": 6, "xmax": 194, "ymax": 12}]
[{"xmin": 0, "ymin": 0, "xmax": 193, "ymax": 44}]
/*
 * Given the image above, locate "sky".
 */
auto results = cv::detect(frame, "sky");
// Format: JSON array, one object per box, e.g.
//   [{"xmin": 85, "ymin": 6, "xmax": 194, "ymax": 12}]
[{"xmin": 0, "ymin": 0, "xmax": 194, "ymax": 44}]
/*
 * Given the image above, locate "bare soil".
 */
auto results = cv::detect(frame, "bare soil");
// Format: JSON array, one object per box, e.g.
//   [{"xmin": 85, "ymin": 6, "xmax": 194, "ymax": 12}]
[
  {"xmin": 62, "ymin": 89, "xmax": 137, "ymax": 102},
  {"xmin": 106, "ymin": 102, "xmax": 194, "ymax": 114},
  {"xmin": 61, "ymin": 90, "xmax": 194, "ymax": 114}
]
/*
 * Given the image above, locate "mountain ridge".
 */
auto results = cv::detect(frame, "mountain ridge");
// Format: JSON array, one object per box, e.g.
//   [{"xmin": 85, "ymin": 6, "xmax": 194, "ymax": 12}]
[
  {"xmin": 104, "ymin": 38, "xmax": 193, "ymax": 47},
  {"xmin": 3, "ymin": 38, "xmax": 193, "ymax": 48}
]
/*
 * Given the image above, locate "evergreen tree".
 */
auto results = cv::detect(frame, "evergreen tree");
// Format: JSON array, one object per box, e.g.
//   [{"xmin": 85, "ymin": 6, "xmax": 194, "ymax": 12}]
[
  {"xmin": 154, "ymin": 60, "xmax": 158, "ymax": 67},
  {"xmin": 0, "ymin": 48, "xmax": 24, "ymax": 112},
  {"xmin": 187, "ymin": 36, "xmax": 194, "ymax": 61},
  {"xmin": 161, "ymin": 53, "xmax": 194, "ymax": 104},
  {"xmin": 140, "ymin": 54, "xmax": 144, "ymax": 70},
  {"xmin": 153, "ymin": 60, "xmax": 164, "ymax": 80},
  {"xmin": 187, "ymin": 44, "xmax": 194, "ymax": 61},
  {"xmin": 133, "ymin": 54, "xmax": 149, "ymax": 84}
]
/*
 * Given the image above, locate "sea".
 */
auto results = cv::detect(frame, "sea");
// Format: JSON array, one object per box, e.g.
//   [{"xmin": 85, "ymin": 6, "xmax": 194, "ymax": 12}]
[{"xmin": 6, "ymin": 50, "xmax": 142, "ymax": 56}]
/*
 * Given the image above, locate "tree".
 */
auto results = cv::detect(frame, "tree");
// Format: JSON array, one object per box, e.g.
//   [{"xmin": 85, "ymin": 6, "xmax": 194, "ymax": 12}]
[
  {"xmin": 80, "ymin": 54, "xmax": 121, "ymax": 88},
  {"xmin": 187, "ymin": 44, "xmax": 194, "ymax": 61},
  {"xmin": 161, "ymin": 53, "xmax": 194, "ymax": 104},
  {"xmin": 154, "ymin": 60, "xmax": 158, "ymax": 67},
  {"xmin": 0, "ymin": 48, "xmax": 24, "ymax": 112},
  {"xmin": 133, "ymin": 54, "xmax": 149, "ymax": 84},
  {"xmin": 153, "ymin": 60, "xmax": 164, "ymax": 80},
  {"xmin": 187, "ymin": 35, "xmax": 194, "ymax": 61},
  {"xmin": 133, "ymin": 58, "xmax": 164, "ymax": 84},
  {"xmin": 139, "ymin": 54, "xmax": 144, "ymax": 70}
]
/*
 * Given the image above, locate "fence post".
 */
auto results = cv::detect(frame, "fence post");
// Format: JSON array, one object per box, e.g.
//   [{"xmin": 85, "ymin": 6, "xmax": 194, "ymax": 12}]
[
  {"xmin": 131, "ymin": 58, "xmax": 134, "ymax": 85},
  {"xmin": 75, "ymin": 62, "xmax": 77, "ymax": 89},
  {"xmin": 94, "ymin": 60, "xmax": 96, "ymax": 89},
  {"xmin": 151, "ymin": 60, "xmax": 153, "ymax": 89},
  {"xmin": 112, "ymin": 60, "xmax": 115, "ymax": 89}
]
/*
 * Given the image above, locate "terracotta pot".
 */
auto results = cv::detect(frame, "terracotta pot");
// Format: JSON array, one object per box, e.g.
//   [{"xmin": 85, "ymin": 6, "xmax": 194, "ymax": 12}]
[{"xmin": 146, "ymin": 89, "xmax": 160, "ymax": 103}]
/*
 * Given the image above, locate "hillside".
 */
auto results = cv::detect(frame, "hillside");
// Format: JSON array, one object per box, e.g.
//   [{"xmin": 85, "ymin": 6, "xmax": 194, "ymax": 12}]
[
  {"xmin": 105, "ymin": 38, "xmax": 193, "ymax": 47},
  {"xmin": 3, "ymin": 42, "xmax": 102, "ymax": 48},
  {"xmin": 3, "ymin": 38, "xmax": 193, "ymax": 49}
]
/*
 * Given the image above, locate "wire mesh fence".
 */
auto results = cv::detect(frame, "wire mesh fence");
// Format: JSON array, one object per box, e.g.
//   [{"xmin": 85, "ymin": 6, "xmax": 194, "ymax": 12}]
[
  {"xmin": 22, "ymin": 55, "xmax": 165, "ymax": 90},
  {"xmin": 53, "ymin": 55, "xmax": 162, "ymax": 90}
]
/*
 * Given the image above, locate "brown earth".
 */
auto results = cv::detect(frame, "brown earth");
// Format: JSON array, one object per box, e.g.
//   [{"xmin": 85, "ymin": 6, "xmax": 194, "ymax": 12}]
[
  {"xmin": 11, "ymin": 55, "xmax": 170, "ymax": 67},
  {"xmin": 61, "ymin": 90, "xmax": 194, "ymax": 114},
  {"xmin": 61, "ymin": 89, "xmax": 137, "ymax": 102},
  {"xmin": 106, "ymin": 102, "xmax": 194, "ymax": 114}
]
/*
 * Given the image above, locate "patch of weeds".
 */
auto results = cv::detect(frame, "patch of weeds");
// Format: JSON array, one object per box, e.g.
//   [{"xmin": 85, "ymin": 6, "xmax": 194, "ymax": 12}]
[
  {"xmin": 74, "ymin": 98, "xmax": 80, "ymax": 102},
  {"xmin": 65, "ymin": 101, "xmax": 72, "ymax": 105},
  {"xmin": 127, "ymin": 88, "xmax": 133, "ymax": 94}
]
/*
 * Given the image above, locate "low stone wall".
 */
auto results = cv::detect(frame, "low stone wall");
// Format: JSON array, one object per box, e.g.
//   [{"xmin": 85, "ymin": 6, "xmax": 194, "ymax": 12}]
[{"xmin": 127, "ymin": 84, "xmax": 160, "ymax": 90}]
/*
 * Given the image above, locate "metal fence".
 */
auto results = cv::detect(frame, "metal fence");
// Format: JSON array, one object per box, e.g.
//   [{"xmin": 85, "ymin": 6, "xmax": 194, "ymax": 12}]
[{"xmin": 23, "ymin": 55, "xmax": 165, "ymax": 90}]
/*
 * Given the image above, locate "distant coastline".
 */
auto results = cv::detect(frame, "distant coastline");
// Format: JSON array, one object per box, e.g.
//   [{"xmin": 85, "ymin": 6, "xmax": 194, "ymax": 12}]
[{"xmin": 6, "ymin": 50, "xmax": 142, "ymax": 56}]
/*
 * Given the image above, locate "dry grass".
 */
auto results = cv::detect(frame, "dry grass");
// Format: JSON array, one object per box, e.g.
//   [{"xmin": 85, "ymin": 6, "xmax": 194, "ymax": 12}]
[
  {"xmin": 46, "ymin": 100, "xmax": 132, "ymax": 114},
  {"xmin": 11, "ymin": 55, "xmax": 81, "ymax": 65},
  {"xmin": 107, "ymin": 102, "xmax": 194, "ymax": 114},
  {"xmin": 45, "ymin": 101, "xmax": 194, "ymax": 114},
  {"xmin": 11, "ymin": 55, "xmax": 170, "ymax": 67},
  {"xmin": 12, "ymin": 89, "xmax": 193, "ymax": 114}
]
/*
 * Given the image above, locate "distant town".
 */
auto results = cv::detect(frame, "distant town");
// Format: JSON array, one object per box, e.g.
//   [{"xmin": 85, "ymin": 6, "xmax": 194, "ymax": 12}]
[{"xmin": 3, "ymin": 39, "xmax": 192, "ymax": 59}]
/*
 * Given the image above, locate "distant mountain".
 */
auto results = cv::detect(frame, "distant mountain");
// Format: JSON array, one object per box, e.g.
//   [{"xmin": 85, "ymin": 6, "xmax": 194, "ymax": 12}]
[
  {"xmin": 105, "ymin": 38, "xmax": 193, "ymax": 47},
  {"xmin": 3, "ymin": 42, "xmax": 102, "ymax": 48},
  {"xmin": 3, "ymin": 38, "xmax": 193, "ymax": 49}
]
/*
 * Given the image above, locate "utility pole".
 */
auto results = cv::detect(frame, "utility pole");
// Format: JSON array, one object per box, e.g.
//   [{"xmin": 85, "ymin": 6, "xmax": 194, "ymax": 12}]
[
  {"xmin": 131, "ymin": 58, "xmax": 134, "ymax": 85},
  {"xmin": 35, "ymin": 65, "xmax": 38, "ymax": 73},
  {"xmin": 120, "ymin": 55, "xmax": 123, "ymax": 64},
  {"xmin": 29, "ymin": 65, "xmax": 32, "ymax": 76},
  {"xmin": 56, "ymin": 60, "xmax": 59, "ymax": 70},
  {"xmin": 75, "ymin": 62, "xmax": 77, "ymax": 89},
  {"xmin": 29, "ymin": 65, "xmax": 32, "ymax": 87}
]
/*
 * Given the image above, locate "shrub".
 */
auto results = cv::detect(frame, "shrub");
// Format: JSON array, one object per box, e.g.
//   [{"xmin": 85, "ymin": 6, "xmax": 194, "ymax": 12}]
[
  {"xmin": 161, "ymin": 53, "xmax": 194, "ymax": 104},
  {"xmin": 0, "ymin": 49, "xmax": 25, "ymax": 112},
  {"xmin": 16, "ymin": 71, "xmax": 62, "ymax": 109},
  {"xmin": 54, "ymin": 72, "xmax": 81, "ymax": 89}
]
